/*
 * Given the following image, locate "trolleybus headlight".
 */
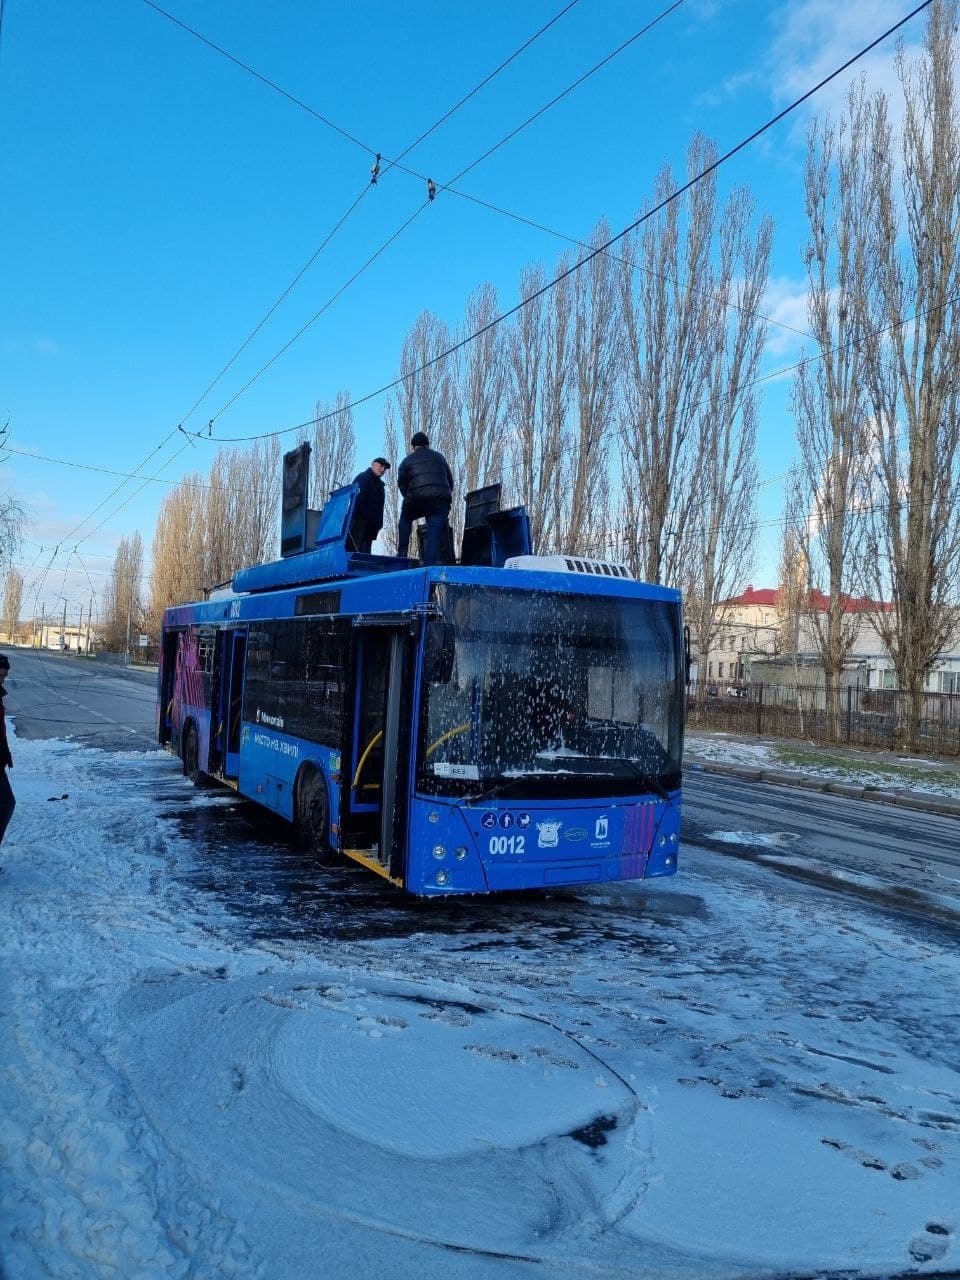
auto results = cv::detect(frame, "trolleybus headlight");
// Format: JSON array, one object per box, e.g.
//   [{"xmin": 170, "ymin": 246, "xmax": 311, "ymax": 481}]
[
  {"xmin": 455, "ymin": 846, "xmax": 467, "ymax": 861},
  {"xmin": 436, "ymin": 869, "xmax": 450, "ymax": 886},
  {"xmin": 659, "ymin": 835, "xmax": 667, "ymax": 847},
  {"xmin": 433, "ymin": 844, "xmax": 446, "ymax": 860},
  {"xmin": 669, "ymin": 832, "xmax": 678, "ymax": 843}
]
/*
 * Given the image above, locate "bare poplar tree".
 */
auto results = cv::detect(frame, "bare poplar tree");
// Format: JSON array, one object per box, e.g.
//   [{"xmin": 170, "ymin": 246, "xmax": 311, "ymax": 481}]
[
  {"xmin": 685, "ymin": 186, "xmax": 770, "ymax": 687},
  {"xmin": 454, "ymin": 284, "xmax": 508, "ymax": 518},
  {"xmin": 3, "ymin": 568, "xmax": 23, "ymax": 644},
  {"xmin": 311, "ymin": 391, "xmax": 356, "ymax": 504},
  {"xmin": 381, "ymin": 403, "xmax": 402, "ymax": 553},
  {"xmin": 859, "ymin": 0, "xmax": 960, "ymax": 748},
  {"xmin": 507, "ymin": 263, "xmax": 572, "ymax": 553},
  {"xmin": 619, "ymin": 135, "xmax": 717, "ymax": 585},
  {"xmin": 508, "ymin": 265, "xmax": 547, "ymax": 548},
  {"xmin": 0, "ymin": 495, "xmax": 24, "ymax": 570},
  {"xmin": 147, "ymin": 474, "xmax": 207, "ymax": 636},
  {"xmin": 105, "ymin": 532, "xmax": 143, "ymax": 654},
  {"xmin": 395, "ymin": 312, "xmax": 458, "ymax": 460},
  {"xmin": 241, "ymin": 437, "xmax": 281, "ymax": 565},
  {"xmin": 562, "ymin": 219, "xmax": 619, "ymax": 556},
  {"xmin": 204, "ymin": 451, "xmax": 233, "ymax": 586},
  {"xmin": 790, "ymin": 90, "xmax": 875, "ymax": 738},
  {"xmin": 777, "ymin": 517, "xmax": 807, "ymax": 731}
]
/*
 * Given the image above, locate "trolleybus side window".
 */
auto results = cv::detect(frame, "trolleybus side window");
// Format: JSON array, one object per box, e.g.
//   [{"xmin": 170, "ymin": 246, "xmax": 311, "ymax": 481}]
[{"xmin": 242, "ymin": 618, "xmax": 347, "ymax": 745}]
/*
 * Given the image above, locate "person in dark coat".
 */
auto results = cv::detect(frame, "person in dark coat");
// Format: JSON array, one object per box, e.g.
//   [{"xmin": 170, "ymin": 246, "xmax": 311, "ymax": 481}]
[
  {"xmin": 0, "ymin": 654, "xmax": 15, "ymax": 846},
  {"xmin": 348, "ymin": 457, "xmax": 390, "ymax": 553},
  {"xmin": 396, "ymin": 432, "xmax": 454, "ymax": 565}
]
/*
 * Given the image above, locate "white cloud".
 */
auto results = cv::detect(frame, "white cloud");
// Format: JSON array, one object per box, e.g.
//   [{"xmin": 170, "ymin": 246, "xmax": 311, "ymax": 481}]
[
  {"xmin": 762, "ymin": 276, "xmax": 812, "ymax": 356},
  {"xmin": 765, "ymin": 0, "xmax": 925, "ymax": 138}
]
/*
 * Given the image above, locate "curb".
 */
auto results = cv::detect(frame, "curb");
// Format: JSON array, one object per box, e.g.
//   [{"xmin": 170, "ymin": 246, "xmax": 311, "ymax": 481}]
[{"xmin": 686, "ymin": 757, "xmax": 960, "ymax": 821}]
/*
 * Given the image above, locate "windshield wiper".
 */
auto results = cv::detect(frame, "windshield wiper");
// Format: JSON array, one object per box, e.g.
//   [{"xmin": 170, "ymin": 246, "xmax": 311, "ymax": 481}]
[
  {"xmin": 463, "ymin": 776, "xmax": 532, "ymax": 805},
  {"xmin": 565, "ymin": 755, "xmax": 672, "ymax": 801}
]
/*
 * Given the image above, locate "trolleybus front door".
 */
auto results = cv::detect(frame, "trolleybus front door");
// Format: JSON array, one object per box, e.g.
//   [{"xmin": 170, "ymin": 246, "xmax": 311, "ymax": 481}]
[
  {"xmin": 213, "ymin": 628, "xmax": 247, "ymax": 781},
  {"xmin": 348, "ymin": 626, "xmax": 410, "ymax": 877}
]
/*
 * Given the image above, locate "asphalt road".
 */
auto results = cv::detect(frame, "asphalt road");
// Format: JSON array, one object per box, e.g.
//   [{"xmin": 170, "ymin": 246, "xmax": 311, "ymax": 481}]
[{"xmin": 4, "ymin": 648, "xmax": 158, "ymax": 751}]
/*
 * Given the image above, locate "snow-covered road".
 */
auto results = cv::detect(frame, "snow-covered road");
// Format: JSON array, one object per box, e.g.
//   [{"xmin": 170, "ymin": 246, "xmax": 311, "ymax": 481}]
[{"xmin": 2, "ymin": 732, "xmax": 959, "ymax": 1278}]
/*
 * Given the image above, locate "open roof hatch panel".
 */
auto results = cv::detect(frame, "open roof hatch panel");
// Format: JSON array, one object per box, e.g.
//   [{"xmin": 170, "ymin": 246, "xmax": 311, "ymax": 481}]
[{"xmin": 459, "ymin": 483, "xmax": 532, "ymax": 567}]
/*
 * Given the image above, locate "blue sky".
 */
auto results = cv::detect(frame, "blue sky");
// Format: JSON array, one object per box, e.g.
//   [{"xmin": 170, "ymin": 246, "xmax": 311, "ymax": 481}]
[{"xmin": 0, "ymin": 0, "xmax": 926, "ymax": 619}]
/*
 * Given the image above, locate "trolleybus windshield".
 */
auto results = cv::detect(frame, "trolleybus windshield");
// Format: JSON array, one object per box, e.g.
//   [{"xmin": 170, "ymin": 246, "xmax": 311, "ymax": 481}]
[{"xmin": 419, "ymin": 585, "xmax": 683, "ymax": 798}]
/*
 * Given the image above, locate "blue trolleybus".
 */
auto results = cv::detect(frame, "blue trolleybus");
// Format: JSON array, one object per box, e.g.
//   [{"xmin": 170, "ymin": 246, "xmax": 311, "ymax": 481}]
[{"xmin": 158, "ymin": 473, "xmax": 686, "ymax": 896}]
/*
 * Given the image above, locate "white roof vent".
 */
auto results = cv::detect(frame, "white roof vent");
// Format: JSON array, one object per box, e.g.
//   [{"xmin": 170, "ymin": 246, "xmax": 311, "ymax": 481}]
[{"xmin": 504, "ymin": 554, "xmax": 633, "ymax": 579}]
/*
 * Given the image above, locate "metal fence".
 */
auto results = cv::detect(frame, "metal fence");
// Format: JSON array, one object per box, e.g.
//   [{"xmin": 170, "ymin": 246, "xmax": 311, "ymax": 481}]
[{"xmin": 687, "ymin": 680, "xmax": 960, "ymax": 757}]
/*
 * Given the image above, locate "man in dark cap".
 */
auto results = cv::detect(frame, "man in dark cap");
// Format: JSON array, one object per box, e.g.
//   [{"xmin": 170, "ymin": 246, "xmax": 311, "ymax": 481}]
[
  {"xmin": 348, "ymin": 457, "xmax": 391, "ymax": 553},
  {"xmin": 0, "ymin": 654, "xmax": 14, "ymax": 846},
  {"xmin": 396, "ymin": 432, "xmax": 454, "ymax": 565}
]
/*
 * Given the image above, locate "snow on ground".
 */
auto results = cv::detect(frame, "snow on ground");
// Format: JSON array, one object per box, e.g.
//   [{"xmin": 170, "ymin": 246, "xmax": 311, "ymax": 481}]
[
  {"xmin": 2, "ymin": 730, "xmax": 960, "ymax": 1278},
  {"xmin": 686, "ymin": 732, "xmax": 960, "ymax": 801}
]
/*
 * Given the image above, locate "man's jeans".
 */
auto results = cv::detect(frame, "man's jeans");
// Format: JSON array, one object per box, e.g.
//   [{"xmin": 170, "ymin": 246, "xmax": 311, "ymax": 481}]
[{"xmin": 398, "ymin": 499, "xmax": 451, "ymax": 565}]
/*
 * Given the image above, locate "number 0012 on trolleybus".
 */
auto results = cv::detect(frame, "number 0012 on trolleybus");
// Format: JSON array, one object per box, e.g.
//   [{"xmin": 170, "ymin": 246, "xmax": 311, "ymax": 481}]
[{"xmin": 158, "ymin": 450, "xmax": 687, "ymax": 896}]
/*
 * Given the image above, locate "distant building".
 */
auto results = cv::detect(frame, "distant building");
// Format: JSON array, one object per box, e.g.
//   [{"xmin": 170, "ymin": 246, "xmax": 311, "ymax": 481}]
[
  {"xmin": 699, "ymin": 585, "xmax": 960, "ymax": 695},
  {"xmin": 33, "ymin": 622, "xmax": 96, "ymax": 653}
]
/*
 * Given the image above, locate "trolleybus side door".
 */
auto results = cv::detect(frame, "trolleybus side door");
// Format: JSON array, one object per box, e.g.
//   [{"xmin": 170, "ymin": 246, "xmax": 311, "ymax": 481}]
[
  {"xmin": 347, "ymin": 622, "xmax": 413, "ymax": 878},
  {"xmin": 212, "ymin": 627, "xmax": 247, "ymax": 781}
]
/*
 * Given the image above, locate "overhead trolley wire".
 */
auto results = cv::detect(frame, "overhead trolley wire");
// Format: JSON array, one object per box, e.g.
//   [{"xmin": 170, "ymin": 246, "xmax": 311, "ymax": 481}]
[
  {"xmin": 194, "ymin": 0, "xmax": 934, "ymax": 445},
  {"xmin": 143, "ymin": 0, "xmax": 583, "ymax": 425},
  {"xmin": 6, "ymin": 445, "xmax": 215, "ymax": 490},
  {"xmin": 201, "ymin": 0, "xmax": 688, "ymax": 427},
  {"xmin": 143, "ymin": 0, "xmax": 582, "ymax": 166},
  {"xmin": 147, "ymin": 0, "xmax": 815, "ymax": 359}
]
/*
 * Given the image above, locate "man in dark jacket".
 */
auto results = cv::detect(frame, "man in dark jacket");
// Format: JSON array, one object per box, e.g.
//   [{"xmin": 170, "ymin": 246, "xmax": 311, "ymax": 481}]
[
  {"xmin": 0, "ymin": 654, "xmax": 14, "ymax": 846},
  {"xmin": 348, "ymin": 457, "xmax": 390, "ymax": 553},
  {"xmin": 396, "ymin": 432, "xmax": 454, "ymax": 565}
]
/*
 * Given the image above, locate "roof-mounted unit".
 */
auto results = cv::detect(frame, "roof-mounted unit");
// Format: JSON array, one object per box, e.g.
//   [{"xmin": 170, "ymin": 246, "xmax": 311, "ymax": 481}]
[{"xmin": 504, "ymin": 554, "xmax": 633, "ymax": 579}]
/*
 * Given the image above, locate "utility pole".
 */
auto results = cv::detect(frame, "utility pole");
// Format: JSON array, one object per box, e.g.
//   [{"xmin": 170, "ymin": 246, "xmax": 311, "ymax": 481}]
[
  {"xmin": 77, "ymin": 603, "xmax": 83, "ymax": 654},
  {"xmin": 87, "ymin": 593, "xmax": 94, "ymax": 654},
  {"xmin": 125, "ymin": 589, "xmax": 132, "ymax": 668},
  {"xmin": 61, "ymin": 598, "xmax": 67, "ymax": 652}
]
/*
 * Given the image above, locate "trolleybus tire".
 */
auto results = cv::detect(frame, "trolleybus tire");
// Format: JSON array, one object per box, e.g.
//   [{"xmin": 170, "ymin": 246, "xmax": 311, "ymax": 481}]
[
  {"xmin": 182, "ymin": 724, "xmax": 207, "ymax": 786},
  {"xmin": 295, "ymin": 767, "xmax": 338, "ymax": 865}
]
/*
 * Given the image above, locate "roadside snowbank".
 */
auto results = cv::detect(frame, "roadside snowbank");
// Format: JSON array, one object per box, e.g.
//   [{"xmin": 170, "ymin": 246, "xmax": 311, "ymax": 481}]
[{"xmin": 687, "ymin": 732, "xmax": 960, "ymax": 801}]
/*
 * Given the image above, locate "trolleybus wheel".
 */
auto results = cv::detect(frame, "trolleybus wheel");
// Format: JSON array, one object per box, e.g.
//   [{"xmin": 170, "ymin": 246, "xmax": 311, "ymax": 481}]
[
  {"xmin": 295, "ymin": 767, "xmax": 338, "ymax": 865},
  {"xmin": 182, "ymin": 724, "xmax": 205, "ymax": 785}
]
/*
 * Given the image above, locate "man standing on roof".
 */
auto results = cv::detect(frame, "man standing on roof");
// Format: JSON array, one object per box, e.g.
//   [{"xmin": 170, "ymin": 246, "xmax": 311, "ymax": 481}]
[
  {"xmin": 396, "ymin": 432, "xmax": 454, "ymax": 566},
  {"xmin": 348, "ymin": 456, "xmax": 391, "ymax": 554}
]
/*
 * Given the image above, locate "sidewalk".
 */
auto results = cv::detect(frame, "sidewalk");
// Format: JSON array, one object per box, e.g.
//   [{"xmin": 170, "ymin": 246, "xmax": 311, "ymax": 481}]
[{"xmin": 685, "ymin": 730, "xmax": 960, "ymax": 820}]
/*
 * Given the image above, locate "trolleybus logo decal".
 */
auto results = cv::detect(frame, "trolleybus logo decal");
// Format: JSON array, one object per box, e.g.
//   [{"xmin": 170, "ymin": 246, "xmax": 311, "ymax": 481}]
[
  {"xmin": 536, "ymin": 820, "xmax": 562, "ymax": 848},
  {"xmin": 480, "ymin": 812, "xmax": 496, "ymax": 829},
  {"xmin": 517, "ymin": 812, "xmax": 531, "ymax": 828},
  {"xmin": 564, "ymin": 827, "xmax": 587, "ymax": 842},
  {"xmin": 499, "ymin": 813, "xmax": 514, "ymax": 829}
]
